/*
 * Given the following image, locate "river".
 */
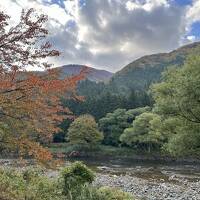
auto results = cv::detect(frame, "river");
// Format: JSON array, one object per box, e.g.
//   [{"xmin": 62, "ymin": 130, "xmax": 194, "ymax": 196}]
[
  {"xmin": 69, "ymin": 157, "xmax": 200, "ymax": 200},
  {"xmin": 1, "ymin": 158, "xmax": 200, "ymax": 199}
]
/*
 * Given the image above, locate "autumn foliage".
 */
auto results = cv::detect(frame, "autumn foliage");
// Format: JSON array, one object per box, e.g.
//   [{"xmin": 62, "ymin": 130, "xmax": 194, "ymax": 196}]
[{"xmin": 0, "ymin": 9, "xmax": 85, "ymax": 163}]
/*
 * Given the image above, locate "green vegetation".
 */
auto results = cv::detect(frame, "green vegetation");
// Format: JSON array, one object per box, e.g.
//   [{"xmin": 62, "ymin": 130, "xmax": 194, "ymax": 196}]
[
  {"xmin": 99, "ymin": 107, "xmax": 150, "ymax": 146},
  {"xmin": 119, "ymin": 55, "xmax": 200, "ymax": 156},
  {"xmin": 151, "ymin": 55, "xmax": 200, "ymax": 156},
  {"xmin": 98, "ymin": 187, "xmax": 133, "ymax": 200},
  {"xmin": 120, "ymin": 112, "xmax": 165, "ymax": 152},
  {"xmin": 50, "ymin": 143, "xmax": 136, "ymax": 157},
  {"xmin": 110, "ymin": 42, "xmax": 200, "ymax": 94},
  {"xmin": 55, "ymin": 54, "xmax": 200, "ymax": 158},
  {"xmin": 56, "ymin": 87, "xmax": 151, "ymax": 143},
  {"xmin": 0, "ymin": 162, "xmax": 135, "ymax": 200},
  {"xmin": 56, "ymin": 43, "xmax": 200, "ymax": 147},
  {"xmin": 61, "ymin": 80, "xmax": 152, "ymax": 119},
  {"xmin": 67, "ymin": 115, "xmax": 104, "ymax": 148},
  {"xmin": 0, "ymin": 167, "xmax": 60, "ymax": 200},
  {"xmin": 60, "ymin": 162, "xmax": 95, "ymax": 199}
]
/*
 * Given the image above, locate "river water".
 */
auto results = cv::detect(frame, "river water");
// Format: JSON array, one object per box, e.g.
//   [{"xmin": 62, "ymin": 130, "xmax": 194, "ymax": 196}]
[
  {"xmin": 69, "ymin": 157, "xmax": 200, "ymax": 183},
  {"xmin": 67, "ymin": 157, "xmax": 200, "ymax": 199}
]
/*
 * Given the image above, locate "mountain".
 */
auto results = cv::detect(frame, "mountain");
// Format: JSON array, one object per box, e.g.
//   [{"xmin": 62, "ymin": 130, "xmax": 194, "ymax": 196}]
[
  {"xmin": 57, "ymin": 64, "xmax": 113, "ymax": 83},
  {"xmin": 109, "ymin": 42, "xmax": 200, "ymax": 93}
]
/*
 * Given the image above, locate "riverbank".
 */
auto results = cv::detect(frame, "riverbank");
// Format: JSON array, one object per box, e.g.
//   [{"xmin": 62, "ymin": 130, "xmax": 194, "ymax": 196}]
[
  {"xmin": 94, "ymin": 173, "xmax": 200, "ymax": 200},
  {"xmin": 0, "ymin": 159, "xmax": 200, "ymax": 200},
  {"xmin": 49, "ymin": 143, "xmax": 200, "ymax": 165},
  {"xmin": 77, "ymin": 157, "xmax": 200, "ymax": 199},
  {"xmin": 1, "ymin": 144, "xmax": 199, "ymax": 165},
  {"xmin": 46, "ymin": 165, "xmax": 200, "ymax": 200}
]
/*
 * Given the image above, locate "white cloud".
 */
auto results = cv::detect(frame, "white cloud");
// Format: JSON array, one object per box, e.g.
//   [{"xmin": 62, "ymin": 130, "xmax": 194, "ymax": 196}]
[
  {"xmin": 0, "ymin": 0, "xmax": 22, "ymax": 24},
  {"xmin": 71, "ymin": 0, "xmax": 185, "ymax": 71},
  {"xmin": 0, "ymin": 0, "xmax": 73, "ymax": 26},
  {"xmin": 187, "ymin": 35, "xmax": 196, "ymax": 41},
  {"xmin": 186, "ymin": 0, "xmax": 200, "ymax": 24},
  {"xmin": 0, "ymin": 0, "xmax": 198, "ymax": 72},
  {"xmin": 180, "ymin": 0, "xmax": 200, "ymax": 45},
  {"xmin": 126, "ymin": 0, "xmax": 169, "ymax": 12}
]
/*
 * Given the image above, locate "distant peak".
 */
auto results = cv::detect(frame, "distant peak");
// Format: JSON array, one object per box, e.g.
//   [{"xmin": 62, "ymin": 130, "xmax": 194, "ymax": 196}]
[{"xmin": 57, "ymin": 64, "xmax": 113, "ymax": 83}]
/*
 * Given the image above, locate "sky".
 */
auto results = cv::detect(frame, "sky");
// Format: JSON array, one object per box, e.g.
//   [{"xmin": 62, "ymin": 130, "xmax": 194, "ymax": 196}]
[{"xmin": 0, "ymin": 0, "xmax": 200, "ymax": 72}]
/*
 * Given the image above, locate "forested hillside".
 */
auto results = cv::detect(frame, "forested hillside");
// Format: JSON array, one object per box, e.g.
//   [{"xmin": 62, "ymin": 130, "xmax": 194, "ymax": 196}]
[
  {"xmin": 62, "ymin": 42, "xmax": 200, "ymax": 121},
  {"xmin": 60, "ymin": 55, "xmax": 200, "ymax": 157},
  {"xmin": 57, "ymin": 64, "xmax": 113, "ymax": 83},
  {"xmin": 56, "ymin": 42, "xmax": 200, "ymax": 144},
  {"xmin": 109, "ymin": 42, "xmax": 200, "ymax": 94}
]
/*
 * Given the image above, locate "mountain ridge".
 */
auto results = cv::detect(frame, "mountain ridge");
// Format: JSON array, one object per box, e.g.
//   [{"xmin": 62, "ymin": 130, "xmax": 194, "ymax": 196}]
[
  {"xmin": 56, "ymin": 64, "xmax": 113, "ymax": 83},
  {"xmin": 109, "ymin": 41, "xmax": 200, "ymax": 93},
  {"xmin": 118, "ymin": 41, "xmax": 200, "ymax": 74}
]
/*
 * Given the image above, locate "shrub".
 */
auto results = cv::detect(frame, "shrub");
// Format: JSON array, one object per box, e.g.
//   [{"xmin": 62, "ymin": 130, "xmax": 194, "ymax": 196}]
[
  {"xmin": 98, "ymin": 187, "xmax": 134, "ymax": 200},
  {"xmin": 60, "ymin": 161, "xmax": 94, "ymax": 194},
  {"xmin": 0, "ymin": 164, "xmax": 135, "ymax": 200},
  {"xmin": 0, "ymin": 168, "xmax": 60, "ymax": 200}
]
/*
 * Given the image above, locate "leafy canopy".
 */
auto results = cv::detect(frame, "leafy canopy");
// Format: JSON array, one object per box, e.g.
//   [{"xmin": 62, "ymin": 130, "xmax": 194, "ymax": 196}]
[
  {"xmin": 0, "ymin": 9, "xmax": 84, "ymax": 163},
  {"xmin": 151, "ymin": 55, "xmax": 200, "ymax": 155},
  {"xmin": 120, "ymin": 112, "xmax": 165, "ymax": 152},
  {"xmin": 99, "ymin": 107, "xmax": 150, "ymax": 146},
  {"xmin": 67, "ymin": 115, "xmax": 103, "ymax": 146}
]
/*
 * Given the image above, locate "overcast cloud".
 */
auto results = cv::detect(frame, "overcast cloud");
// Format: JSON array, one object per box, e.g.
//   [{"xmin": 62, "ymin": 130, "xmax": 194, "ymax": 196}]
[{"xmin": 0, "ymin": 0, "xmax": 200, "ymax": 72}]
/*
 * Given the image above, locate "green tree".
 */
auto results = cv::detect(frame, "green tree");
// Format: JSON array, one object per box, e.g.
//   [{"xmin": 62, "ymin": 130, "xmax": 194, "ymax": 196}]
[
  {"xmin": 61, "ymin": 79, "xmax": 152, "ymax": 123},
  {"xmin": 66, "ymin": 115, "xmax": 103, "ymax": 147},
  {"xmin": 151, "ymin": 55, "xmax": 200, "ymax": 156},
  {"xmin": 120, "ymin": 112, "xmax": 165, "ymax": 152},
  {"xmin": 53, "ymin": 119, "xmax": 72, "ymax": 143},
  {"xmin": 99, "ymin": 107, "xmax": 150, "ymax": 146}
]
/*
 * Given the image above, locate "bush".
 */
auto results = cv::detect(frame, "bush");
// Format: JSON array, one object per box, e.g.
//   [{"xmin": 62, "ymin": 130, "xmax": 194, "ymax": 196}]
[
  {"xmin": 70, "ymin": 185, "xmax": 135, "ymax": 200},
  {"xmin": 60, "ymin": 161, "xmax": 95, "ymax": 198},
  {"xmin": 0, "ymin": 168, "xmax": 60, "ymax": 200},
  {"xmin": 0, "ymin": 163, "xmax": 135, "ymax": 200},
  {"xmin": 98, "ymin": 187, "xmax": 134, "ymax": 200}
]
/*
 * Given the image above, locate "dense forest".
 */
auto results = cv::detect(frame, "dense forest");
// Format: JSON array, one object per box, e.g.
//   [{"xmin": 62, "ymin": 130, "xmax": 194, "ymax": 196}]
[
  {"xmin": 0, "ymin": 7, "xmax": 199, "ymax": 159},
  {"xmin": 54, "ymin": 45, "xmax": 200, "ymax": 158}
]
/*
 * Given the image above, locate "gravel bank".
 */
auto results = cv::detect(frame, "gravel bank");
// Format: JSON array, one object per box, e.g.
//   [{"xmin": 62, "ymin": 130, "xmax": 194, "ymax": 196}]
[
  {"xmin": 1, "ymin": 159, "xmax": 199, "ymax": 200},
  {"xmin": 94, "ymin": 173, "xmax": 200, "ymax": 200}
]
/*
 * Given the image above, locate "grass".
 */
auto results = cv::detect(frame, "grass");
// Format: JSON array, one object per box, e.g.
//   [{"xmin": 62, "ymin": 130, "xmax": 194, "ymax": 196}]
[
  {"xmin": 49, "ymin": 143, "xmax": 137, "ymax": 158},
  {"xmin": 0, "ymin": 163, "xmax": 135, "ymax": 200}
]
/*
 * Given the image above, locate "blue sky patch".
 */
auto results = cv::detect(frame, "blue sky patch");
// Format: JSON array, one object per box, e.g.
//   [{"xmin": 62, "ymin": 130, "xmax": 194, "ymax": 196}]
[
  {"xmin": 189, "ymin": 22, "xmax": 200, "ymax": 39},
  {"xmin": 42, "ymin": 0, "xmax": 65, "ymax": 8},
  {"xmin": 174, "ymin": 0, "xmax": 192, "ymax": 6}
]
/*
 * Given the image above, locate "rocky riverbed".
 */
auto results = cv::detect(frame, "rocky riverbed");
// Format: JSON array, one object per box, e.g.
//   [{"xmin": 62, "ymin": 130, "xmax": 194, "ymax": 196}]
[
  {"xmin": 94, "ymin": 173, "xmax": 200, "ymax": 200},
  {"xmin": 33, "ymin": 168, "xmax": 200, "ymax": 200},
  {"xmin": 43, "ymin": 166, "xmax": 200, "ymax": 200},
  {"xmin": 92, "ymin": 161, "xmax": 200, "ymax": 200},
  {"xmin": 0, "ymin": 159, "xmax": 200, "ymax": 200}
]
